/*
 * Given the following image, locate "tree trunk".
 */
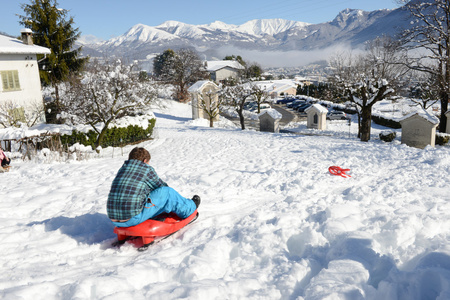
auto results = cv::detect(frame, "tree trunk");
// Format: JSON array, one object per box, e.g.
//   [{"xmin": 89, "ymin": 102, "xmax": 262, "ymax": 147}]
[
  {"xmin": 238, "ymin": 108, "xmax": 245, "ymax": 130},
  {"xmin": 360, "ymin": 106, "xmax": 372, "ymax": 142},
  {"xmin": 439, "ymin": 92, "xmax": 448, "ymax": 132},
  {"xmin": 95, "ymin": 119, "xmax": 112, "ymax": 149},
  {"xmin": 209, "ymin": 117, "xmax": 214, "ymax": 128}
]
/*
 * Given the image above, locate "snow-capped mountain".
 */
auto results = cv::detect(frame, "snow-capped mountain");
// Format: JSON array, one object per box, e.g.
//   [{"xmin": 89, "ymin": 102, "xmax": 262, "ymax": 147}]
[{"xmin": 79, "ymin": 5, "xmax": 412, "ymax": 65}]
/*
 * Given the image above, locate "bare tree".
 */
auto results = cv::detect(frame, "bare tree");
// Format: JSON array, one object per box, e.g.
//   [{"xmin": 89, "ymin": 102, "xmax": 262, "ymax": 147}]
[
  {"xmin": 398, "ymin": 0, "xmax": 450, "ymax": 132},
  {"xmin": 329, "ymin": 37, "xmax": 408, "ymax": 141},
  {"xmin": 250, "ymin": 83, "xmax": 269, "ymax": 113},
  {"xmin": 409, "ymin": 72, "xmax": 440, "ymax": 110},
  {"xmin": 61, "ymin": 59, "xmax": 156, "ymax": 147},
  {"xmin": 0, "ymin": 100, "xmax": 45, "ymax": 128},
  {"xmin": 220, "ymin": 84, "xmax": 254, "ymax": 130},
  {"xmin": 196, "ymin": 88, "xmax": 224, "ymax": 128}
]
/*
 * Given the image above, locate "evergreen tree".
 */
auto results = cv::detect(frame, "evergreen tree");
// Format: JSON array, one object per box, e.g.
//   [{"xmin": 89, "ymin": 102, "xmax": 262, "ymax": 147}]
[
  {"xmin": 154, "ymin": 48, "xmax": 208, "ymax": 102},
  {"xmin": 18, "ymin": 0, "xmax": 87, "ymax": 114},
  {"xmin": 153, "ymin": 49, "xmax": 175, "ymax": 79}
]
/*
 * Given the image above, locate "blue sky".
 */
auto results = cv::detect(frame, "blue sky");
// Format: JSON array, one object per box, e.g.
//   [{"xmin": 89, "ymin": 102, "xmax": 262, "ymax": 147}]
[{"xmin": 1, "ymin": 0, "xmax": 400, "ymax": 40}]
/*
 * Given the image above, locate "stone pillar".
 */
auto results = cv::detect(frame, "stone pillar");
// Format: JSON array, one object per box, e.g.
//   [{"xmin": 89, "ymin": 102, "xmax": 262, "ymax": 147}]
[
  {"xmin": 305, "ymin": 104, "xmax": 328, "ymax": 130},
  {"xmin": 258, "ymin": 109, "xmax": 282, "ymax": 133}
]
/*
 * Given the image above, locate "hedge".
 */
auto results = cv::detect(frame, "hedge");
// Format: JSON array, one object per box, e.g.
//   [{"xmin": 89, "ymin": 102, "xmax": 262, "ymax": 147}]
[{"xmin": 60, "ymin": 118, "xmax": 156, "ymax": 148}]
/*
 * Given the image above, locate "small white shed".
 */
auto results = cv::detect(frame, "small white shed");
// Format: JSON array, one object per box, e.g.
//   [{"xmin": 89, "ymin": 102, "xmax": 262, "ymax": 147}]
[
  {"xmin": 305, "ymin": 104, "xmax": 328, "ymax": 130},
  {"xmin": 188, "ymin": 80, "xmax": 220, "ymax": 121},
  {"xmin": 258, "ymin": 108, "xmax": 282, "ymax": 133},
  {"xmin": 399, "ymin": 110, "xmax": 439, "ymax": 149}
]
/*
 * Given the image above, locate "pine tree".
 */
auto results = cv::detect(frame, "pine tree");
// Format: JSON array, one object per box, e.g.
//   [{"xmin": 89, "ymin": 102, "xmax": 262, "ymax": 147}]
[
  {"xmin": 153, "ymin": 49, "xmax": 175, "ymax": 79},
  {"xmin": 18, "ymin": 0, "xmax": 87, "ymax": 115}
]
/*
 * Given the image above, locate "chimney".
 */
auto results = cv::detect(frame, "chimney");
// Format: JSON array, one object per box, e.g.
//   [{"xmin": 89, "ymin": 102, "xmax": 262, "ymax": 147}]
[{"xmin": 20, "ymin": 28, "xmax": 34, "ymax": 45}]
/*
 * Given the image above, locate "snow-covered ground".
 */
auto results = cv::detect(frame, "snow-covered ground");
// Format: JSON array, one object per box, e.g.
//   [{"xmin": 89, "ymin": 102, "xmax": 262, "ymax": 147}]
[{"xmin": 1, "ymin": 100, "xmax": 449, "ymax": 300}]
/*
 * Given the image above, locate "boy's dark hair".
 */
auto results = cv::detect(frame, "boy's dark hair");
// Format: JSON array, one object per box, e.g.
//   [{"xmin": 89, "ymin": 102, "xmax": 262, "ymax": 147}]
[{"xmin": 128, "ymin": 147, "xmax": 151, "ymax": 162}]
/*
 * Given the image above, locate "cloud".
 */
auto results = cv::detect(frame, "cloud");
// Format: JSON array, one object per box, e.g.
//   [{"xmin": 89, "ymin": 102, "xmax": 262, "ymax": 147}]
[{"xmin": 213, "ymin": 44, "xmax": 362, "ymax": 68}]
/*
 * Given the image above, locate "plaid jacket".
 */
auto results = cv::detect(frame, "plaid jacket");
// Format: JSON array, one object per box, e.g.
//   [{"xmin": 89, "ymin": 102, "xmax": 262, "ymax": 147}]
[{"xmin": 107, "ymin": 159, "xmax": 168, "ymax": 220}]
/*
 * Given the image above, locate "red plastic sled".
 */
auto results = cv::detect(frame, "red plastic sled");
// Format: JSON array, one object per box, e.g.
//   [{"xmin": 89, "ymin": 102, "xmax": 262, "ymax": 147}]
[
  {"xmin": 113, "ymin": 209, "xmax": 198, "ymax": 250},
  {"xmin": 328, "ymin": 166, "xmax": 351, "ymax": 178}
]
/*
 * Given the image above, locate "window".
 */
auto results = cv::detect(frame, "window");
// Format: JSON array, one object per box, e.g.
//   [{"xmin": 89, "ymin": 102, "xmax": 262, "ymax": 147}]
[{"xmin": 1, "ymin": 70, "xmax": 21, "ymax": 91}]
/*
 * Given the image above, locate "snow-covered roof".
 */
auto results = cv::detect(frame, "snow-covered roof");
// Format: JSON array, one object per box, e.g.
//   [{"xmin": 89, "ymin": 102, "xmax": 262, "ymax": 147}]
[
  {"xmin": 206, "ymin": 60, "xmax": 245, "ymax": 72},
  {"xmin": 305, "ymin": 104, "xmax": 328, "ymax": 114},
  {"xmin": 258, "ymin": 108, "xmax": 282, "ymax": 119},
  {"xmin": 399, "ymin": 109, "xmax": 440, "ymax": 125},
  {"xmin": 0, "ymin": 34, "xmax": 51, "ymax": 55},
  {"xmin": 188, "ymin": 80, "xmax": 218, "ymax": 92},
  {"xmin": 251, "ymin": 80, "xmax": 297, "ymax": 93}
]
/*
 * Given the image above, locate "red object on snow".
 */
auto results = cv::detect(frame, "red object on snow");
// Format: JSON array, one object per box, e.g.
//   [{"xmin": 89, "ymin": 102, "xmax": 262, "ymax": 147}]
[
  {"xmin": 114, "ymin": 209, "xmax": 198, "ymax": 249},
  {"xmin": 328, "ymin": 166, "xmax": 351, "ymax": 178}
]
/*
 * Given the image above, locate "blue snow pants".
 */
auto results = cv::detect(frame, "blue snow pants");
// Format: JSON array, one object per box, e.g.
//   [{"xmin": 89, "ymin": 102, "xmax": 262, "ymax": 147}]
[{"xmin": 112, "ymin": 186, "xmax": 196, "ymax": 228}]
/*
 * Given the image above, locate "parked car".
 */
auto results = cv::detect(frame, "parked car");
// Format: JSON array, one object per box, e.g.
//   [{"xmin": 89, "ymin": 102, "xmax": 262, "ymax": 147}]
[
  {"xmin": 276, "ymin": 97, "xmax": 295, "ymax": 105},
  {"xmin": 250, "ymin": 103, "xmax": 271, "ymax": 112},
  {"xmin": 244, "ymin": 101, "xmax": 257, "ymax": 110},
  {"xmin": 295, "ymin": 103, "xmax": 312, "ymax": 112},
  {"xmin": 286, "ymin": 100, "xmax": 304, "ymax": 108},
  {"xmin": 291, "ymin": 101, "xmax": 307, "ymax": 110},
  {"xmin": 326, "ymin": 111, "xmax": 348, "ymax": 120}
]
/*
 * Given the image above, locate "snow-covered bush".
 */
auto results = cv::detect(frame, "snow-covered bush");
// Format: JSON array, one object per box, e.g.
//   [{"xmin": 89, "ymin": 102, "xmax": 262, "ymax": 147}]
[
  {"xmin": 379, "ymin": 130, "xmax": 396, "ymax": 142},
  {"xmin": 60, "ymin": 59, "xmax": 157, "ymax": 147}
]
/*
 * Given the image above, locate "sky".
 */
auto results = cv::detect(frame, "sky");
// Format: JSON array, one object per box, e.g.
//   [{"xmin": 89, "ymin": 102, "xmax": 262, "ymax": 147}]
[{"xmin": 1, "ymin": 0, "xmax": 400, "ymax": 41}]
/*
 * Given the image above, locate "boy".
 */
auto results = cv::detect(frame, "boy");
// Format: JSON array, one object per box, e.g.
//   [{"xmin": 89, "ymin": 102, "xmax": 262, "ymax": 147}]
[{"xmin": 107, "ymin": 147, "xmax": 200, "ymax": 227}]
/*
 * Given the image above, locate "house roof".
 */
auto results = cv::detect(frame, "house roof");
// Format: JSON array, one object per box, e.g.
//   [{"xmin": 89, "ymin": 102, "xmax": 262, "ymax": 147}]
[
  {"xmin": 399, "ymin": 109, "xmax": 439, "ymax": 125},
  {"xmin": 0, "ymin": 34, "xmax": 51, "ymax": 55},
  {"xmin": 206, "ymin": 60, "xmax": 245, "ymax": 72},
  {"xmin": 251, "ymin": 80, "xmax": 297, "ymax": 93},
  {"xmin": 188, "ymin": 80, "xmax": 219, "ymax": 92},
  {"xmin": 258, "ymin": 108, "xmax": 282, "ymax": 120},
  {"xmin": 306, "ymin": 103, "xmax": 328, "ymax": 114}
]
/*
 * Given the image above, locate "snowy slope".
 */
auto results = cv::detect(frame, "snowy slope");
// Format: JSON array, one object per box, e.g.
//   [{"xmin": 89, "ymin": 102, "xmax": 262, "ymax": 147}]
[{"xmin": 1, "ymin": 100, "xmax": 450, "ymax": 299}]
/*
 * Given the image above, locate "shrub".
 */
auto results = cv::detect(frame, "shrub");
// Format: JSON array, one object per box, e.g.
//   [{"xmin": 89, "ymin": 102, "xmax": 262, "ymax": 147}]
[
  {"xmin": 379, "ymin": 130, "xmax": 396, "ymax": 142},
  {"xmin": 436, "ymin": 133, "xmax": 450, "ymax": 146},
  {"xmin": 60, "ymin": 118, "xmax": 156, "ymax": 148},
  {"xmin": 372, "ymin": 114, "xmax": 401, "ymax": 129}
]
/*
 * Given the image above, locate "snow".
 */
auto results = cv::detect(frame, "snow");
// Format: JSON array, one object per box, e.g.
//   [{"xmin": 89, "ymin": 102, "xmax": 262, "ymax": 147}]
[
  {"xmin": 0, "ymin": 33, "xmax": 51, "ymax": 54},
  {"xmin": 187, "ymin": 80, "xmax": 218, "ymax": 93},
  {"xmin": 206, "ymin": 60, "xmax": 245, "ymax": 72},
  {"xmin": 1, "ymin": 99, "xmax": 450, "ymax": 299},
  {"xmin": 258, "ymin": 108, "xmax": 282, "ymax": 120},
  {"xmin": 305, "ymin": 103, "xmax": 328, "ymax": 114},
  {"xmin": 399, "ymin": 109, "xmax": 440, "ymax": 125}
]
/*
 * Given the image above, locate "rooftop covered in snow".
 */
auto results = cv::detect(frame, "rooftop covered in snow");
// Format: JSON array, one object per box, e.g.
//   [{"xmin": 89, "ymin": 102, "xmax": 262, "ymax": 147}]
[
  {"xmin": 0, "ymin": 33, "xmax": 50, "ymax": 55},
  {"xmin": 206, "ymin": 60, "xmax": 245, "ymax": 72}
]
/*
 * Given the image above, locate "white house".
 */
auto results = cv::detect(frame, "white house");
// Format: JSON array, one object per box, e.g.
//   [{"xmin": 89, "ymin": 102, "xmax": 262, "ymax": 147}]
[
  {"xmin": 0, "ymin": 29, "xmax": 51, "ymax": 127},
  {"xmin": 206, "ymin": 60, "xmax": 245, "ymax": 83},
  {"xmin": 252, "ymin": 80, "xmax": 297, "ymax": 99}
]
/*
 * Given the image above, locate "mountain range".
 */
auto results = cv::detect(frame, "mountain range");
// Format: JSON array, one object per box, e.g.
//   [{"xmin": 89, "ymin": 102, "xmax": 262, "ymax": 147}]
[{"xmin": 79, "ymin": 3, "xmax": 412, "ymax": 67}]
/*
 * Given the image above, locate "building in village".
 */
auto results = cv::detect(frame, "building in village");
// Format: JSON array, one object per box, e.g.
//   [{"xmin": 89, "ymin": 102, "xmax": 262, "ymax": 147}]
[{"xmin": 206, "ymin": 60, "xmax": 245, "ymax": 83}]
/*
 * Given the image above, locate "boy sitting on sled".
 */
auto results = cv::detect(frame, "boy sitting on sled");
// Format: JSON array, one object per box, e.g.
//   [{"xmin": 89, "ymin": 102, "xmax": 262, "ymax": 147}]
[{"xmin": 107, "ymin": 147, "xmax": 200, "ymax": 227}]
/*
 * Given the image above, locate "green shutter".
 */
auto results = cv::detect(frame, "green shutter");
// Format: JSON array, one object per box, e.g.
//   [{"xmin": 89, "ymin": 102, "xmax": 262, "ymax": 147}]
[
  {"xmin": 0, "ymin": 70, "xmax": 20, "ymax": 91},
  {"xmin": 1, "ymin": 71, "xmax": 7, "ymax": 90},
  {"xmin": 13, "ymin": 70, "xmax": 20, "ymax": 89}
]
